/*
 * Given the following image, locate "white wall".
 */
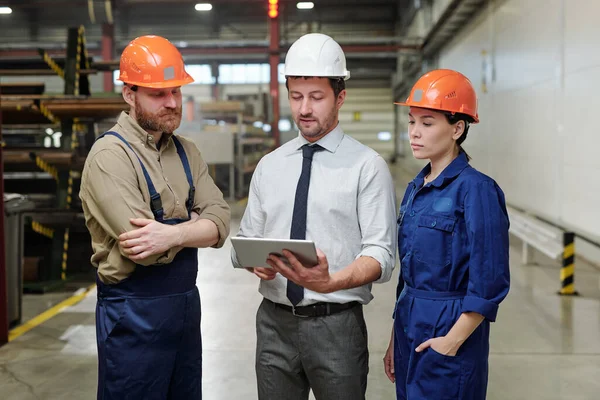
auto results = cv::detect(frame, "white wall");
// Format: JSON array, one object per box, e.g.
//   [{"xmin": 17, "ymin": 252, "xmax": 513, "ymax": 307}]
[{"xmin": 436, "ymin": 0, "xmax": 600, "ymax": 264}]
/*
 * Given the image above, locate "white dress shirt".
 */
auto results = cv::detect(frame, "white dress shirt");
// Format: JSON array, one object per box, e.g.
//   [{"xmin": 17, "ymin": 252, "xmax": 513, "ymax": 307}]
[{"xmin": 232, "ymin": 124, "xmax": 397, "ymax": 306}]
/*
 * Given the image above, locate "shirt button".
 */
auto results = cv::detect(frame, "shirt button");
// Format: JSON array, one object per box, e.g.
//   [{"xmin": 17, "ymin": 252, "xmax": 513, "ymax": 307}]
[
  {"xmin": 410, "ymin": 211, "xmax": 415, "ymax": 217},
  {"xmin": 148, "ymin": 136, "xmax": 153, "ymax": 141},
  {"xmin": 431, "ymin": 221, "xmax": 437, "ymax": 227},
  {"xmin": 176, "ymin": 201, "xmax": 180, "ymax": 205}
]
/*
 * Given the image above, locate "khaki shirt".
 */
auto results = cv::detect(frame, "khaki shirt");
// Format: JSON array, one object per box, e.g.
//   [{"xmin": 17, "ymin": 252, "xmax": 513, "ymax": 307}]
[{"xmin": 80, "ymin": 112, "xmax": 230, "ymax": 283}]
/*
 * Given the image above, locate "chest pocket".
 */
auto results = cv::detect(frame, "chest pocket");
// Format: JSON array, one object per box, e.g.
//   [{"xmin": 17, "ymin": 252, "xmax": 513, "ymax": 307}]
[{"xmin": 414, "ymin": 214, "xmax": 456, "ymax": 267}]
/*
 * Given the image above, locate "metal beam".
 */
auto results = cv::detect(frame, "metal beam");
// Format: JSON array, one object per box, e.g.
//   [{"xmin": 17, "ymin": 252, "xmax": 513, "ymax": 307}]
[
  {"xmin": 269, "ymin": 13, "xmax": 280, "ymax": 147},
  {"xmin": 0, "ymin": 83, "xmax": 7, "ymax": 346},
  {"xmin": 421, "ymin": 0, "xmax": 487, "ymax": 57},
  {"xmin": 102, "ymin": 23, "xmax": 115, "ymax": 93}
]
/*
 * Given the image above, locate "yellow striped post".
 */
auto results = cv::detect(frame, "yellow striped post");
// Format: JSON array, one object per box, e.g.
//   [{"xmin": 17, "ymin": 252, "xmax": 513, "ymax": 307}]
[{"xmin": 559, "ymin": 232, "xmax": 579, "ymax": 296}]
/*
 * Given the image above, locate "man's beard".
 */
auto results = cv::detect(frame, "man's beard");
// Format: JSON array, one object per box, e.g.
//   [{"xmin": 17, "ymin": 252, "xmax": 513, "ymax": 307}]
[
  {"xmin": 295, "ymin": 104, "xmax": 338, "ymax": 138},
  {"xmin": 135, "ymin": 98, "xmax": 182, "ymax": 134}
]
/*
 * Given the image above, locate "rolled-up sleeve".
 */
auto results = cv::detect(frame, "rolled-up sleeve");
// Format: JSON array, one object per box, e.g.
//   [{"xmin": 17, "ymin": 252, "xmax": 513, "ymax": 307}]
[
  {"xmin": 462, "ymin": 179, "xmax": 511, "ymax": 322},
  {"xmin": 231, "ymin": 160, "xmax": 266, "ymax": 268},
  {"xmin": 356, "ymin": 155, "xmax": 397, "ymax": 284},
  {"xmin": 81, "ymin": 148, "xmax": 177, "ymax": 266},
  {"xmin": 191, "ymin": 148, "xmax": 231, "ymax": 249}
]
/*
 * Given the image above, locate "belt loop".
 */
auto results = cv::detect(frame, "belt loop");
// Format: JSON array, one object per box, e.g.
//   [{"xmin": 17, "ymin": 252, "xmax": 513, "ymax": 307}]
[{"xmin": 326, "ymin": 303, "xmax": 330, "ymax": 316}]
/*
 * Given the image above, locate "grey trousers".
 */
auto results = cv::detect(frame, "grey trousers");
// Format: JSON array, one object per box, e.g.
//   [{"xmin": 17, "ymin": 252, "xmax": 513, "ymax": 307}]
[{"xmin": 255, "ymin": 298, "xmax": 369, "ymax": 400}]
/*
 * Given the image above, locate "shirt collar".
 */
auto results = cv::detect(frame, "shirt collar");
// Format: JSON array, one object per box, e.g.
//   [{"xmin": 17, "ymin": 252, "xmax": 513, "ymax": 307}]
[
  {"xmin": 413, "ymin": 151, "xmax": 470, "ymax": 188},
  {"xmin": 116, "ymin": 111, "xmax": 173, "ymax": 150},
  {"xmin": 287, "ymin": 123, "xmax": 345, "ymax": 155}
]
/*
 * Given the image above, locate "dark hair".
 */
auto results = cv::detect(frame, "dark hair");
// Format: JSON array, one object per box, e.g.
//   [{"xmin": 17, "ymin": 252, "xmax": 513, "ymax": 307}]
[
  {"xmin": 444, "ymin": 112, "xmax": 475, "ymax": 162},
  {"xmin": 285, "ymin": 77, "xmax": 345, "ymax": 98}
]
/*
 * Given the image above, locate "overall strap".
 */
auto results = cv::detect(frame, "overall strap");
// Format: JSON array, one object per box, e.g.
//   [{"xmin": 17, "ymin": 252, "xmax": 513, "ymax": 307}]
[{"xmin": 171, "ymin": 135, "xmax": 196, "ymax": 213}]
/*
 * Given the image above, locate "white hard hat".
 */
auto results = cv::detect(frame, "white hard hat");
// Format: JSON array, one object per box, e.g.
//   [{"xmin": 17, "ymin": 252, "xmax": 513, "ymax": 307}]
[{"xmin": 283, "ymin": 33, "xmax": 350, "ymax": 80}]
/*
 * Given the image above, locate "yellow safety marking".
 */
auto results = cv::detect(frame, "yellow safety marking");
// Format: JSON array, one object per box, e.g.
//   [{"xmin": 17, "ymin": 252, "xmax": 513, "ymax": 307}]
[
  {"xmin": 38, "ymin": 103, "xmax": 59, "ymax": 124},
  {"xmin": 31, "ymin": 221, "xmax": 54, "ymax": 239},
  {"xmin": 9, "ymin": 284, "xmax": 96, "ymax": 342},
  {"xmin": 60, "ymin": 119, "xmax": 79, "ymax": 280},
  {"xmin": 61, "ymin": 229, "xmax": 70, "ymax": 281},
  {"xmin": 563, "ymin": 243, "xmax": 575, "ymax": 259},
  {"xmin": 34, "ymin": 156, "xmax": 58, "ymax": 180},
  {"xmin": 80, "ymin": 27, "xmax": 91, "ymax": 69},
  {"xmin": 42, "ymin": 51, "xmax": 65, "ymax": 78},
  {"xmin": 560, "ymin": 264, "xmax": 575, "ymax": 281},
  {"xmin": 559, "ymin": 284, "xmax": 575, "ymax": 295}
]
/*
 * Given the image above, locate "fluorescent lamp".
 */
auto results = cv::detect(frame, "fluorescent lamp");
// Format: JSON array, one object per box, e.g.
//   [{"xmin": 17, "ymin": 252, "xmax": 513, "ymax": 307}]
[
  {"xmin": 0, "ymin": 7, "xmax": 13, "ymax": 14},
  {"xmin": 377, "ymin": 131, "xmax": 392, "ymax": 141},
  {"xmin": 297, "ymin": 2, "xmax": 314, "ymax": 10},
  {"xmin": 195, "ymin": 3, "xmax": 212, "ymax": 11}
]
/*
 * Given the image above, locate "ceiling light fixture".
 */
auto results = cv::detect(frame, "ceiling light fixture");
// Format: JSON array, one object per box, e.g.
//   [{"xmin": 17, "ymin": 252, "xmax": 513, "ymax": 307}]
[
  {"xmin": 195, "ymin": 3, "xmax": 212, "ymax": 11},
  {"xmin": 296, "ymin": 2, "xmax": 314, "ymax": 10}
]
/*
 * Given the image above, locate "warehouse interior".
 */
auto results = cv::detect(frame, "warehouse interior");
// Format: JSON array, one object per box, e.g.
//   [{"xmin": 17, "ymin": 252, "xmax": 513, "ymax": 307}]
[{"xmin": 1, "ymin": 0, "xmax": 599, "ymax": 399}]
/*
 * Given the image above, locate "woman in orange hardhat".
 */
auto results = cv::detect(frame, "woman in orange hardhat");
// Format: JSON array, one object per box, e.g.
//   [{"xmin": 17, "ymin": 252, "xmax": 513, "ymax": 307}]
[{"xmin": 383, "ymin": 69, "xmax": 510, "ymax": 399}]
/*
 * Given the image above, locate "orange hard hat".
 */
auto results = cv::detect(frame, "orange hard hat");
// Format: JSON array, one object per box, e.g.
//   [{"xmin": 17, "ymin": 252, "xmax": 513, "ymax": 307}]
[
  {"xmin": 395, "ymin": 69, "xmax": 479, "ymax": 123},
  {"xmin": 118, "ymin": 35, "xmax": 194, "ymax": 88}
]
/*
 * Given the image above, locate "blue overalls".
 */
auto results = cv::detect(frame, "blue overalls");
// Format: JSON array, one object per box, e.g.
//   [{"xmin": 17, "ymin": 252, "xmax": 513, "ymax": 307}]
[
  {"xmin": 393, "ymin": 152, "xmax": 510, "ymax": 400},
  {"xmin": 94, "ymin": 131, "xmax": 202, "ymax": 400}
]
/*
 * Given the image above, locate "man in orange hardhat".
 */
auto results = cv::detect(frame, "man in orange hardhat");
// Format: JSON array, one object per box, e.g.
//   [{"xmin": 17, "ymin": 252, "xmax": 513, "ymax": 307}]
[{"xmin": 80, "ymin": 35, "xmax": 230, "ymax": 400}]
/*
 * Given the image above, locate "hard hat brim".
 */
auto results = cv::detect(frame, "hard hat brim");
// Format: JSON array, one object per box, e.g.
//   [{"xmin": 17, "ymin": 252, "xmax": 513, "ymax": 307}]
[
  {"xmin": 281, "ymin": 71, "xmax": 351, "ymax": 80},
  {"xmin": 118, "ymin": 75, "xmax": 194, "ymax": 89},
  {"xmin": 394, "ymin": 102, "xmax": 479, "ymax": 123}
]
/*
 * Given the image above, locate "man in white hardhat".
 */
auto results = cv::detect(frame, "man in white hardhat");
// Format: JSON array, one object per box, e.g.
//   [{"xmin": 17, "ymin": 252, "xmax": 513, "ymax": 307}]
[{"xmin": 231, "ymin": 33, "xmax": 397, "ymax": 399}]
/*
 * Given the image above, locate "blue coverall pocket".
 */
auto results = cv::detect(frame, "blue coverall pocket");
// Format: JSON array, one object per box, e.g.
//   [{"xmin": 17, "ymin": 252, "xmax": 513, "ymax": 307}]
[
  {"xmin": 418, "ymin": 347, "xmax": 462, "ymax": 399},
  {"xmin": 414, "ymin": 214, "xmax": 455, "ymax": 266},
  {"xmin": 97, "ymin": 297, "xmax": 128, "ymax": 342}
]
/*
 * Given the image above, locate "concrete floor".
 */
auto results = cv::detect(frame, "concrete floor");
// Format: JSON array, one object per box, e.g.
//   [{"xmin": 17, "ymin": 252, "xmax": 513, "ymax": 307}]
[{"xmin": 1, "ymin": 162, "xmax": 600, "ymax": 399}]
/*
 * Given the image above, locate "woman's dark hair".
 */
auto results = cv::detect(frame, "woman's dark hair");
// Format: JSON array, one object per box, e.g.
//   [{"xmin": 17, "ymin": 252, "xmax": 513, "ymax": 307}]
[{"xmin": 444, "ymin": 112, "xmax": 475, "ymax": 161}]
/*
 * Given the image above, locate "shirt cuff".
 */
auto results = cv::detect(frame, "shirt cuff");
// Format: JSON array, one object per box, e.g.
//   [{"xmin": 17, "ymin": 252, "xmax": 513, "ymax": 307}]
[
  {"xmin": 461, "ymin": 295, "xmax": 499, "ymax": 322},
  {"xmin": 357, "ymin": 245, "xmax": 393, "ymax": 284},
  {"xmin": 198, "ymin": 212, "xmax": 228, "ymax": 248}
]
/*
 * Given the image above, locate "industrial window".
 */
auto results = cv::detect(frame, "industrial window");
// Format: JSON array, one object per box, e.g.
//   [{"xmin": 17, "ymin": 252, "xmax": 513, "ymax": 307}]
[{"xmin": 113, "ymin": 63, "xmax": 285, "ymax": 86}]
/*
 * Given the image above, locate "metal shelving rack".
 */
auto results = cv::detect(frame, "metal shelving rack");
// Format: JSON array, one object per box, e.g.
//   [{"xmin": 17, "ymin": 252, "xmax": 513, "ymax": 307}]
[
  {"xmin": 1, "ymin": 26, "xmax": 126, "ymax": 292},
  {"xmin": 198, "ymin": 101, "xmax": 274, "ymax": 199}
]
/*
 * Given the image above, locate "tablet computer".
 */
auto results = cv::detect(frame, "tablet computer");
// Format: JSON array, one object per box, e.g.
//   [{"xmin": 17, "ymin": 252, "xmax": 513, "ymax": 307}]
[{"xmin": 230, "ymin": 237, "xmax": 318, "ymax": 269}]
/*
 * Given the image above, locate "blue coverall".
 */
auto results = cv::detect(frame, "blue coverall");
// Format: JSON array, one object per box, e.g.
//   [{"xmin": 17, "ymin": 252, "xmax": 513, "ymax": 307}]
[
  {"xmin": 394, "ymin": 152, "xmax": 510, "ymax": 399},
  {"xmin": 95, "ymin": 131, "xmax": 202, "ymax": 400}
]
